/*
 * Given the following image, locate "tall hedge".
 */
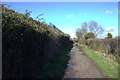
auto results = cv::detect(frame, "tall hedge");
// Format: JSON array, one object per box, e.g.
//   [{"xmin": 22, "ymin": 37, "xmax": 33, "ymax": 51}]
[{"xmin": 2, "ymin": 5, "xmax": 73, "ymax": 78}]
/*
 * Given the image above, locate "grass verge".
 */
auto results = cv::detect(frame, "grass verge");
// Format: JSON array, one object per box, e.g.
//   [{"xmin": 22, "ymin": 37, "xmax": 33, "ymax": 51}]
[{"xmin": 77, "ymin": 44, "xmax": 119, "ymax": 78}]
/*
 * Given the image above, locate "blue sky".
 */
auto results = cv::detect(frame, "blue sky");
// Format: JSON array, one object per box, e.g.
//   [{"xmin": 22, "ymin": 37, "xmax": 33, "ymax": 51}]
[{"xmin": 3, "ymin": 2, "xmax": 118, "ymax": 38}]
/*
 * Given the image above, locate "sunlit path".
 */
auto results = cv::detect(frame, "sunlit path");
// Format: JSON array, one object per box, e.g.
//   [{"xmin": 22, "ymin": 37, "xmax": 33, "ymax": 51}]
[{"xmin": 64, "ymin": 43, "xmax": 105, "ymax": 78}]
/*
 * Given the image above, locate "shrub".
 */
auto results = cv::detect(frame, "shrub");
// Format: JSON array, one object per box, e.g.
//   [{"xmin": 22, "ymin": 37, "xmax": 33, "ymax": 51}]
[
  {"xmin": 84, "ymin": 32, "xmax": 95, "ymax": 39},
  {"xmin": 105, "ymin": 33, "xmax": 112, "ymax": 39},
  {"xmin": 108, "ymin": 33, "xmax": 112, "ymax": 38}
]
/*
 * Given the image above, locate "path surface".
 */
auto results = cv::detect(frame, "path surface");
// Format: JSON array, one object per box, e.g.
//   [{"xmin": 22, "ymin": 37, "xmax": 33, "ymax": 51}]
[{"xmin": 64, "ymin": 43, "xmax": 105, "ymax": 78}]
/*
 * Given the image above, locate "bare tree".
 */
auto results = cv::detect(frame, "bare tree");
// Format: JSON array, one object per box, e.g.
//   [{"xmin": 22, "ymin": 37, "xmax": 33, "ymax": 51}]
[
  {"xmin": 76, "ymin": 22, "xmax": 88, "ymax": 39},
  {"xmin": 88, "ymin": 20, "xmax": 104, "ymax": 37},
  {"xmin": 81, "ymin": 22, "xmax": 88, "ymax": 35},
  {"xmin": 76, "ymin": 20, "xmax": 104, "ymax": 39},
  {"xmin": 76, "ymin": 28, "xmax": 84, "ymax": 39}
]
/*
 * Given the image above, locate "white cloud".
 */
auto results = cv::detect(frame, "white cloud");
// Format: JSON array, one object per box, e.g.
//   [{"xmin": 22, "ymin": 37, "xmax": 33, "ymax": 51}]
[
  {"xmin": 66, "ymin": 14, "xmax": 74, "ymax": 18},
  {"xmin": 105, "ymin": 26, "xmax": 115, "ymax": 32},
  {"xmin": 104, "ymin": 10, "xmax": 113, "ymax": 14},
  {"xmin": 110, "ymin": 32, "xmax": 118, "ymax": 38},
  {"xmin": 99, "ymin": 32, "xmax": 118, "ymax": 38},
  {"xmin": 98, "ymin": 26, "xmax": 118, "ymax": 38}
]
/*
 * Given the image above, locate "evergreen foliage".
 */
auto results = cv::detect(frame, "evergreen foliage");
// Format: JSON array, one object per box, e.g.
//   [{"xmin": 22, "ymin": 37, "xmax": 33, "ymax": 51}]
[
  {"xmin": 2, "ymin": 5, "xmax": 73, "ymax": 78},
  {"xmin": 84, "ymin": 32, "xmax": 95, "ymax": 39}
]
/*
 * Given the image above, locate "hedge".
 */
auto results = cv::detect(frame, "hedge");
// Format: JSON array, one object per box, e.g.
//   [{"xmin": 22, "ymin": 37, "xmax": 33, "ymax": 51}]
[
  {"xmin": 2, "ymin": 5, "xmax": 73, "ymax": 78},
  {"xmin": 78, "ymin": 38, "xmax": 119, "ymax": 62}
]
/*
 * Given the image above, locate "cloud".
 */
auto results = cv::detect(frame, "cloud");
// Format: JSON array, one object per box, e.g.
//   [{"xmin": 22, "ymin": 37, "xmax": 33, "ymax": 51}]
[
  {"xmin": 110, "ymin": 32, "xmax": 119, "ymax": 38},
  {"xmin": 66, "ymin": 14, "xmax": 74, "ymax": 18},
  {"xmin": 105, "ymin": 26, "xmax": 115, "ymax": 32},
  {"xmin": 104, "ymin": 10, "xmax": 113, "ymax": 14},
  {"xmin": 100, "ymin": 31, "xmax": 118, "ymax": 38}
]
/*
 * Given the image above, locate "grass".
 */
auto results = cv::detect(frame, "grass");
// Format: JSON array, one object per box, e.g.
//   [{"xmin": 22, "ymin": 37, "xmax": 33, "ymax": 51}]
[
  {"xmin": 39, "ymin": 47, "xmax": 71, "ymax": 78},
  {"xmin": 77, "ymin": 44, "xmax": 119, "ymax": 78}
]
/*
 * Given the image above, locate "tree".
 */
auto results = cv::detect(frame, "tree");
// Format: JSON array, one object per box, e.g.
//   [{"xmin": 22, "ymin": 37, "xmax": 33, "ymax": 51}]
[
  {"xmin": 76, "ymin": 22, "xmax": 88, "ymax": 39},
  {"xmin": 105, "ymin": 33, "xmax": 112, "ymax": 39},
  {"xmin": 76, "ymin": 20, "xmax": 104, "ymax": 39},
  {"xmin": 81, "ymin": 22, "xmax": 88, "ymax": 35},
  {"xmin": 84, "ymin": 32, "xmax": 95, "ymax": 39},
  {"xmin": 76, "ymin": 28, "xmax": 84, "ymax": 39},
  {"xmin": 88, "ymin": 20, "xmax": 104, "ymax": 37}
]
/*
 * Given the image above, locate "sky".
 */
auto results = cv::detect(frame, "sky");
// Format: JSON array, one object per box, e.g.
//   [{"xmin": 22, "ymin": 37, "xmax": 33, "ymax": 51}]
[
  {"xmin": 3, "ymin": 2, "xmax": 119, "ymax": 38},
  {"xmin": 2, "ymin": 0, "xmax": 120, "ymax": 2}
]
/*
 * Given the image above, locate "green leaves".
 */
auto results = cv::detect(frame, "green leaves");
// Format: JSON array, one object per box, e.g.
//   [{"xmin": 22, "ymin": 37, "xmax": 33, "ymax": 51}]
[
  {"xmin": 107, "ymin": 33, "xmax": 112, "ymax": 38},
  {"xmin": 2, "ymin": 5, "xmax": 73, "ymax": 78},
  {"xmin": 84, "ymin": 32, "xmax": 95, "ymax": 39},
  {"xmin": 105, "ymin": 33, "xmax": 113, "ymax": 39}
]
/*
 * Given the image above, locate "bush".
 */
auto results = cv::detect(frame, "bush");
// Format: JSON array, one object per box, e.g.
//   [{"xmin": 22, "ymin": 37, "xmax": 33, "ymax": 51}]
[
  {"xmin": 84, "ymin": 32, "xmax": 95, "ymax": 39},
  {"xmin": 105, "ymin": 33, "xmax": 112, "ymax": 39},
  {"xmin": 107, "ymin": 33, "xmax": 112, "ymax": 38}
]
